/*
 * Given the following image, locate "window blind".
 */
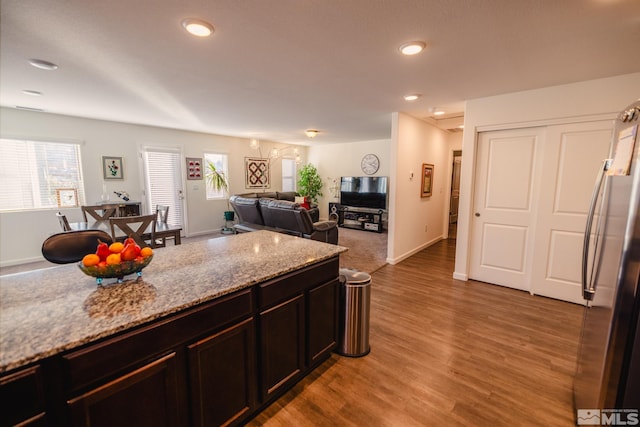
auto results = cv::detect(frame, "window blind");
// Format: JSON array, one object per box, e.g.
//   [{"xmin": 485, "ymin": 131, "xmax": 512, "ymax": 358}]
[
  {"xmin": 0, "ymin": 138, "xmax": 85, "ymax": 211},
  {"xmin": 143, "ymin": 149, "xmax": 183, "ymax": 226}
]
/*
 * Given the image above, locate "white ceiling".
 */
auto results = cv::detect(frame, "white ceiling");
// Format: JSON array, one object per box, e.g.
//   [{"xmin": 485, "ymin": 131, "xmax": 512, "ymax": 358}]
[{"xmin": 1, "ymin": 0, "xmax": 639, "ymax": 144}]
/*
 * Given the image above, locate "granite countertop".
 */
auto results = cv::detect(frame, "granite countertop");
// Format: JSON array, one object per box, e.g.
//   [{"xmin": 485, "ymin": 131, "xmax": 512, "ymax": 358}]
[{"xmin": 0, "ymin": 231, "xmax": 347, "ymax": 374}]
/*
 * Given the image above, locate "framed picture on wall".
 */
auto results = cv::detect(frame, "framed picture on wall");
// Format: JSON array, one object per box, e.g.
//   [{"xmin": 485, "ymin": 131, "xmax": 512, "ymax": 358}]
[
  {"xmin": 186, "ymin": 157, "xmax": 203, "ymax": 180},
  {"xmin": 102, "ymin": 156, "xmax": 124, "ymax": 180},
  {"xmin": 56, "ymin": 188, "xmax": 78, "ymax": 207},
  {"xmin": 245, "ymin": 157, "xmax": 270, "ymax": 188},
  {"xmin": 421, "ymin": 163, "xmax": 434, "ymax": 197}
]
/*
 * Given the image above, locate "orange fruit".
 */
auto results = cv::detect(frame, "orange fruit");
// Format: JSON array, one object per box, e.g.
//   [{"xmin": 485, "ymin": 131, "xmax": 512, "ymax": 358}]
[
  {"xmin": 140, "ymin": 247, "xmax": 153, "ymax": 258},
  {"xmin": 82, "ymin": 253, "xmax": 100, "ymax": 267},
  {"xmin": 108, "ymin": 242, "xmax": 124, "ymax": 253},
  {"xmin": 106, "ymin": 253, "xmax": 121, "ymax": 265}
]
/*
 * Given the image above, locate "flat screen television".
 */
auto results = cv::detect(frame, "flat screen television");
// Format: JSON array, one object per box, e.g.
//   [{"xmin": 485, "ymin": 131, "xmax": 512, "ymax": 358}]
[{"xmin": 340, "ymin": 176, "xmax": 388, "ymax": 210}]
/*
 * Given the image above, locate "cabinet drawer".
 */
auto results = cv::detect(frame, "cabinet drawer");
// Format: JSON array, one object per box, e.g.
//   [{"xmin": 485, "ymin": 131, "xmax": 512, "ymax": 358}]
[
  {"xmin": 63, "ymin": 288, "xmax": 253, "ymax": 394},
  {"xmin": 259, "ymin": 257, "xmax": 339, "ymax": 308},
  {"xmin": 0, "ymin": 365, "xmax": 46, "ymax": 427}
]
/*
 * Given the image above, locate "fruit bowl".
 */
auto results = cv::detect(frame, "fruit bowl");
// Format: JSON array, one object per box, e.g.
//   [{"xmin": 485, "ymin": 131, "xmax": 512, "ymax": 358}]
[{"xmin": 79, "ymin": 254, "xmax": 153, "ymax": 284}]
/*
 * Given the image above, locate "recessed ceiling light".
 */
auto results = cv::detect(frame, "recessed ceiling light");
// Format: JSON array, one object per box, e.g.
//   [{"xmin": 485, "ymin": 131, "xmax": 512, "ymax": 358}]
[
  {"xmin": 22, "ymin": 90, "xmax": 42, "ymax": 96},
  {"xmin": 28, "ymin": 59, "xmax": 58, "ymax": 70},
  {"xmin": 15, "ymin": 106, "xmax": 45, "ymax": 112},
  {"xmin": 182, "ymin": 18, "xmax": 214, "ymax": 37},
  {"xmin": 399, "ymin": 41, "xmax": 426, "ymax": 56},
  {"xmin": 433, "ymin": 110, "xmax": 445, "ymax": 116},
  {"xmin": 404, "ymin": 94, "xmax": 421, "ymax": 101}
]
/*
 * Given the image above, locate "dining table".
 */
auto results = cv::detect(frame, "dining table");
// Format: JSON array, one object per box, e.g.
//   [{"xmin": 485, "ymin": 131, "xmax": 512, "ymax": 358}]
[{"xmin": 68, "ymin": 220, "xmax": 182, "ymax": 245}]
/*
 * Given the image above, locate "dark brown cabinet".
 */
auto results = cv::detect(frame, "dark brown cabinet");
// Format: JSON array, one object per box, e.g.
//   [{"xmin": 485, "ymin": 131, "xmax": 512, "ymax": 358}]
[
  {"xmin": 0, "ymin": 365, "xmax": 47, "ymax": 427},
  {"xmin": 1, "ymin": 256, "xmax": 339, "ymax": 427},
  {"xmin": 188, "ymin": 318, "xmax": 257, "ymax": 427},
  {"xmin": 307, "ymin": 279, "xmax": 339, "ymax": 366},
  {"xmin": 259, "ymin": 294, "xmax": 305, "ymax": 401},
  {"xmin": 67, "ymin": 352, "xmax": 183, "ymax": 427}
]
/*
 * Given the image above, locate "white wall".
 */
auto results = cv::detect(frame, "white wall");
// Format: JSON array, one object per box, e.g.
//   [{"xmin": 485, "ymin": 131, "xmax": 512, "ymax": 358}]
[
  {"xmin": 0, "ymin": 108, "xmax": 306, "ymax": 266},
  {"xmin": 306, "ymin": 119, "xmax": 458, "ymax": 265},
  {"xmin": 307, "ymin": 139, "xmax": 391, "ymax": 220},
  {"xmin": 387, "ymin": 113, "xmax": 453, "ymax": 264},
  {"xmin": 454, "ymin": 72, "xmax": 640, "ymax": 281}
]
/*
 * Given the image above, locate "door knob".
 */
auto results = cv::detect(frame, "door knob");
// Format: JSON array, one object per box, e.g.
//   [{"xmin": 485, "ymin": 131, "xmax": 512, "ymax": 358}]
[{"xmin": 475, "ymin": 212, "xmax": 480, "ymax": 217}]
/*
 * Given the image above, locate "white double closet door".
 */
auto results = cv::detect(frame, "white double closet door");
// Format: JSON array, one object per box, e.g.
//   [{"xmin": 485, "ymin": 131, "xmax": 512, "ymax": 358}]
[{"xmin": 469, "ymin": 120, "xmax": 613, "ymax": 304}]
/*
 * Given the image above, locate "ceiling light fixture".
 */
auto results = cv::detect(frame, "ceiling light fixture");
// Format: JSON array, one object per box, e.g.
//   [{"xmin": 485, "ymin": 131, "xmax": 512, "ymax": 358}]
[
  {"xmin": 181, "ymin": 18, "xmax": 214, "ymax": 37},
  {"xmin": 15, "ymin": 106, "xmax": 45, "ymax": 112},
  {"xmin": 22, "ymin": 90, "xmax": 42, "ymax": 96},
  {"xmin": 28, "ymin": 59, "xmax": 58, "ymax": 70},
  {"xmin": 399, "ymin": 41, "xmax": 426, "ymax": 56},
  {"xmin": 305, "ymin": 129, "xmax": 318, "ymax": 138},
  {"xmin": 433, "ymin": 110, "xmax": 445, "ymax": 116},
  {"xmin": 404, "ymin": 94, "xmax": 421, "ymax": 101}
]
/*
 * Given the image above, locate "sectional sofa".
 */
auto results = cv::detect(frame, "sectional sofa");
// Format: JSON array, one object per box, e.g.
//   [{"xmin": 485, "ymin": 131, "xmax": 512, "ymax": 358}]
[{"xmin": 229, "ymin": 195, "xmax": 338, "ymax": 244}]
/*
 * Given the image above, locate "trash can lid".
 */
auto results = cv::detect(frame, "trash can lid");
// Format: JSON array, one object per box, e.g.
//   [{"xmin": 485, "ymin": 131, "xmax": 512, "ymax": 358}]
[{"xmin": 339, "ymin": 268, "xmax": 371, "ymax": 284}]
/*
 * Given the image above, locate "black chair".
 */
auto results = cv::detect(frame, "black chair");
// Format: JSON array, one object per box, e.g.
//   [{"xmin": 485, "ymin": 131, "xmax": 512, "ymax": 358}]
[{"xmin": 42, "ymin": 230, "xmax": 113, "ymax": 264}]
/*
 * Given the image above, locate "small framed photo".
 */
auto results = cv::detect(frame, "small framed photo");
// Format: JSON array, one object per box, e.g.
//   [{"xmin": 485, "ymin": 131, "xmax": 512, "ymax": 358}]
[
  {"xmin": 186, "ymin": 157, "xmax": 203, "ymax": 180},
  {"xmin": 103, "ymin": 156, "xmax": 124, "ymax": 180},
  {"xmin": 56, "ymin": 188, "xmax": 78, "ymax": 207},
  {"xmin": 421, "ymin": 163, "xmax": 434, "ymax": 197}
]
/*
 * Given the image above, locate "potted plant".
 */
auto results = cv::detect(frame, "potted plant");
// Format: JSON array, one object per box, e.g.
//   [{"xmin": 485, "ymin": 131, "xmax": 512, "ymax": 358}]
[
  {"xmin": 205, "ymin": 161, "xmax": 235, "ymax": 232},
  {"xmin": 297, "ymin": 163, "xmax": 323, "ymax": 203}
]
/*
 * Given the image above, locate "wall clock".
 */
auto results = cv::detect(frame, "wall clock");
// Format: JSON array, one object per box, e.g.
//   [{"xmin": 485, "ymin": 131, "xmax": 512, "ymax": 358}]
[{"xmin": 361, "ymin": 153, "xmax": 380, "ymax": 175}]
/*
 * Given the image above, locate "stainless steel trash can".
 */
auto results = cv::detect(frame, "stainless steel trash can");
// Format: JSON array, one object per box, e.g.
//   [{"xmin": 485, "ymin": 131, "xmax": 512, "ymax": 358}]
[{"xmin": 337, "ymin": 268, "xmax": 371, "ymax": 357}]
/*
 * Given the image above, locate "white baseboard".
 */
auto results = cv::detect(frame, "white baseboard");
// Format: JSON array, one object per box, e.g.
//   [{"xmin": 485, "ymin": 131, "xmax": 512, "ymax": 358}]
[
  {"xmin": 452, "ymin": 272, "xmax": 468, "ymax": 281},
  {"xmin": 386, "ymin": 236, "xmax": 443, "ymax": 265}
]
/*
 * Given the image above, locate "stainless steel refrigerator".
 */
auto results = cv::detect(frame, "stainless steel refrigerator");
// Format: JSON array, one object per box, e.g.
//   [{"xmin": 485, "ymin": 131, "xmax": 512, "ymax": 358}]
[{"xmin": 574, "ymin": 100, "xmax": 640, "ymax": 418}]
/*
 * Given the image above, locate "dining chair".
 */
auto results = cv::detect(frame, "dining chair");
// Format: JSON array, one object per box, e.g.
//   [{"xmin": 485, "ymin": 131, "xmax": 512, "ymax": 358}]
[
  {"xmin": 56, "ymin": 211, "xmax": 71, "ymax": 231},
  {"xmin": 109, "ymin": 214, "xmax": 156, "ymax": 248},
  {"xmin": 82, "ymin": 204, "xmax": 118, "ymax": 222},
  {"xmin": 42, "ymin": 230, "xmax": 113, "ymax": 264},
  {"xmin": 154, "ymin": 205, "xmax": 170, "ymax": 247}
]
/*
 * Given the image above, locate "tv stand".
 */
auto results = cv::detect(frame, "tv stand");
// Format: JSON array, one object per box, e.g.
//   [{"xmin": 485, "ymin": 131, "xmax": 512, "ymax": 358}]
[{"xmin": 329, "ymin": 203, "xmax": 385, "ymax": 233}]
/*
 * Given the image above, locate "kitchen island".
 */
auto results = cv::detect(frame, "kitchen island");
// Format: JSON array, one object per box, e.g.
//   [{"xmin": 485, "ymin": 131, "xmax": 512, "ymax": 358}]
[{"xmin": 0, "ymin": 230, "xmax": 347, "ymax": 426}]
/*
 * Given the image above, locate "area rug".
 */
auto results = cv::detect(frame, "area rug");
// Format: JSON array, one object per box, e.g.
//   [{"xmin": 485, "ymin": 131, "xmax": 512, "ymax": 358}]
[{"xmin": 337, "ymin": 227, "xmax": 388, "ymax": 273}]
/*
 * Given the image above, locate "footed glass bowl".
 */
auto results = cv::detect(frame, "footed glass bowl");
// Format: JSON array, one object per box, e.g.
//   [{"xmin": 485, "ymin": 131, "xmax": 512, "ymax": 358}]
[{"xmin": 79, "ymin": 255, "xmax": 153, "ymax": 284}]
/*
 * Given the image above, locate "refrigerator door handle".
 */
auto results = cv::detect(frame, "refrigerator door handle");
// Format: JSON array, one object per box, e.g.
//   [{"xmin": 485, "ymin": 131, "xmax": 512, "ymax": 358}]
[{"xmin": 582, "ymin": 158, "xmax": 612, "ymax": 300}]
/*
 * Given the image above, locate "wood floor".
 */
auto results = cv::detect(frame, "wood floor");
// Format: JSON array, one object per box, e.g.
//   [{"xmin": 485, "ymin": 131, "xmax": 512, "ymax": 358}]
[{"xmin": 247, "ymin": 238, "xmax": 584, "ymax": 427}]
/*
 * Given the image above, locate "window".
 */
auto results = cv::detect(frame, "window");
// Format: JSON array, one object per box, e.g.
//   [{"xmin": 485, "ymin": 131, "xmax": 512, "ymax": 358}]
[
  {"xmin": 0, "ymin": 138, "xmax": 85, "ymax": 211},
  {"xmin": 282, "ymin": 158, "xmax": 296, "ymax": 192},
  {"xmin": 204, "ymin": 152, "xmax": 229, "ymax": 200}
]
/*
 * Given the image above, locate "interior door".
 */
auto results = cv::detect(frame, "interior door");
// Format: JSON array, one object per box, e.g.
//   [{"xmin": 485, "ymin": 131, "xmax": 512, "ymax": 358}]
[
  {"xmin": 530, "ymin": 121, "xmax": 613, "ymax": 304},
  {"xmin": 469, "ymin": 127, "xmax": 545, "ymax": 292},
  {"xmin": 141, "ymin": 147, "xmax": 186, "ymax": 233}
]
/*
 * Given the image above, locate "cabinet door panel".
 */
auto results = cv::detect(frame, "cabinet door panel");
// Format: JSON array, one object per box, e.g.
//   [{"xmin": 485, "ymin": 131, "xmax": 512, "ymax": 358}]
[
  {"xmin": 188, "ymin": 318, "xmax": 256, "ymax": 427},
  {"xmin": 259, "ymin": 295, "xmax": 304, "ymax": 401},
  {"xmin": 67, "ymin": 353, "xmax": 183, "ymax": 427},
  {"xmin": 307, "ymin": 279, "xmax": 339, "ymax": 366},
  {"xmin": 0, "ymin": 365, "xmax": 47, "ymax": 427}
]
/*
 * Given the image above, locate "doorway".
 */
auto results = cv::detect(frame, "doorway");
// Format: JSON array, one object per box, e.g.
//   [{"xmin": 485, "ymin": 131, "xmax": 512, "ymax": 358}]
[
  {"xmin": 468, "ymin": 121, "xmax": 613, "ymax": 303},
  {"xmin": 141, "ymin": 146, "xmax": 186, "ymax": 234},
  {"xmin": 449, "ymin": 150, "xmax": 462, "ymax": 239}
]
